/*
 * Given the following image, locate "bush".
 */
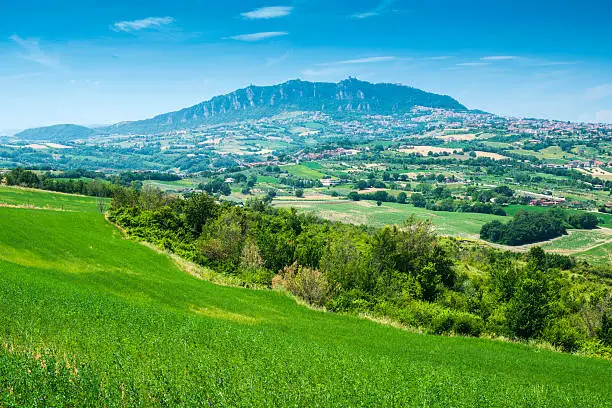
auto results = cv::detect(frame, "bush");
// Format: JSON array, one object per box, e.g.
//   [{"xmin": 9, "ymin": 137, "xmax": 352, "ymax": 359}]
[
  {"xmin": 326, "ymin": 289, "xmax": 373, "ymax": 313},
  {"xmin": 278, "ymin": 263, "xmax": 336, "ymax": 306},
  {"xmin": 374, "ymin": 301, "xmax": 483, "ymax": 336},
  {"xmin": 542, "ymin": 318, "xmax": 586, "ymax": 352}
]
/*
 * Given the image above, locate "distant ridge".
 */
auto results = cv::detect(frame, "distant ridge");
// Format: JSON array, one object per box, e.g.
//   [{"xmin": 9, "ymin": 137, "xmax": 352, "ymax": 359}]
[
  {"xmin": 16, "ymin": 79, "xmax": 468, "ymax": 137},
  {"xmin": 15, "ymin": 124, "xmax": 94, "ymax": 142},
  {"xmin": 100, "ymin": 78, "xmax": 467, "ymax": 134}
]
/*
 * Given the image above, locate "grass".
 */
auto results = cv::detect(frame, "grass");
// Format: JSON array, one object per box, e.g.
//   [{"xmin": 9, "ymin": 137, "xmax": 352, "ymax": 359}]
[
  {"xmin": 282, "ymin": 164, "xmax": 326, "ymax": 179},
  {"xmin": 1, "ymin": 189, "xmax": 611, "ymax": 406},
  {"xmin": 576, "ymin": 241, "xmax": 612, "ymax": 266},
  {"xmin": 274, "ymin": 199, "xmax": 509, "ymax": 237},
  {"xmin": 541, "ymin": 229, "xmax": 612, "ymax": 253},
  {"xmin": 0, "ymin": 185, "xmax": 105, "ymax": 213}
]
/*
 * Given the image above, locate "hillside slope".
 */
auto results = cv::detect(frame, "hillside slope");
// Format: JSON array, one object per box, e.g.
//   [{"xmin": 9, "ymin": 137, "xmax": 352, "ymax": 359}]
[
  {"xmin": 101, "ymin": 78, "xmax": 467, "ymax": 134},
  {"xmin": 14, "ymin": 124, "xmax": 94, "ymax": 142},
  {"xmin": 0, "ymin": 188, "xmax": 610, "ymax": 406}
]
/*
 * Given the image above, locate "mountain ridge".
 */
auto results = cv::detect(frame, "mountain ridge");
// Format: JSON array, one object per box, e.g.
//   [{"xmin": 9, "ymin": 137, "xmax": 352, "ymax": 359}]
[
  {"xmin": 101, "ymin": 78, "xmax": 467, "ymax": 134},
  {"xmin": 14, "ymin": 78, "xmax": 468, "ymax": 139}
]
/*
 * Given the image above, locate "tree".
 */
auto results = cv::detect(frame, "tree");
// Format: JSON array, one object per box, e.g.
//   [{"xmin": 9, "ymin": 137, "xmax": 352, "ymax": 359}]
[
  {"xmin": 568, "ymin": 212, "xmax": 599, "ymax": 229},
  {"xmin": 355, "ymin": 180, "xmax": 369, "ymax": 190},
  {"xmin": 411, "ymin": 193, "xmax": 426, "ymax": 208},
  {"xmin": 397, "ymin": 192, "xmax": 407, "ymax": 204},
  {"xmin": 507, "ymin": 273, "xmax": 553, "ymax": 339},
  {"xmin": 347, "ymin": 191, "xmax": 360, "ymax": 201},
  {"xmin": 295, "ymin": 188, "xmax": 304, "ymax": 198},
  {"xmin": 184, "ymin": 193, "xmax": 218, "ymax": 235}
]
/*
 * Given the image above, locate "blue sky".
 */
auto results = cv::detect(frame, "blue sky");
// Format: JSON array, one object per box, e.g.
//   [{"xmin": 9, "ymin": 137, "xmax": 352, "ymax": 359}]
[{"xmin": 1, "ymin": 0, "xmax": 611, "ymax": 132}]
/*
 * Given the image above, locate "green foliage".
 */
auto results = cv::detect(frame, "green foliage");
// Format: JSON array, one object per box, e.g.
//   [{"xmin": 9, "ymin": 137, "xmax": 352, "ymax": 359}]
[
  {"xmin": 481, "ymin": 210, "xmax": 567, "ymax": 245},
  {"xmin": 507, "ymin": 273, "xmax": 554, "ymax": 339}
]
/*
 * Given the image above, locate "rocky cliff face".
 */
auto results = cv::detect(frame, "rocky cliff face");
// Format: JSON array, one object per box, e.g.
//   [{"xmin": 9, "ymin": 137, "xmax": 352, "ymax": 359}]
[{"xmin": 101, "ymin": 78, "xmax": 467, "ymax": 134}]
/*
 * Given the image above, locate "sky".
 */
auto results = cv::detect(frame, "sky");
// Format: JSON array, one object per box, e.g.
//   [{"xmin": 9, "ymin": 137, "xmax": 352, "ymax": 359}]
[{"xmin": 1, "ymin": 0, "xmax": 611, "ymax": 133}]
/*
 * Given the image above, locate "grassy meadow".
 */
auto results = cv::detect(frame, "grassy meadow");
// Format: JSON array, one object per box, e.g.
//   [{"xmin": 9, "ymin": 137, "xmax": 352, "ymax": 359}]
[
  {"xmin": 0, "ymin": 187, "xmax": 611, "ymax": 406},
  {"xmin": 0, "ymin": 185, "xmax": 106, "ymax": 213}
]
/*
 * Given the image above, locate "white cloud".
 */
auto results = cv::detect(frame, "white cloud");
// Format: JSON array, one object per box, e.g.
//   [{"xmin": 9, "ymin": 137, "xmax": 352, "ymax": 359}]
[
  {"xmin": 585, "ymin": 84, "xmax": 612, "ymax": 101},
  {"xmin": 318, "ymin": 56, "xmax": 397, "ymax": 66},
  {"xmin": 241, "ymin": 6, "xmax": 292, "ymax": 19},
  {"xmin": 9, "ymin": 34, "xmax": 61, "ymax": 69},
  {"xmin": 351, "ymin": 12, "xmax": 379, "ymax": 19},
  {"xmin": 482, "ymin": 56, "xmax": 519, "ymax": 61},
  {"xmin": 351, "ymin": 0, "xmax": 395, "ymax": 19},
  {"xmin": 112, "ymin": 17, "xmax": 174, "ymax": 32},
  {"xmin": 595, "ymin": 109, "xmax": 612, "ymax": 123},
  {"xmin": 456, "ymin": 62, "xmax": 490, "ymax": 67},
  {"xmin": 227, "ymin": 32, "xmax": 288, "ymax": 42}
]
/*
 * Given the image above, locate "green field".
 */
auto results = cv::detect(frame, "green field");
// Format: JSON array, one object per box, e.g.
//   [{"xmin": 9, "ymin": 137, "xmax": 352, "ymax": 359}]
[
  {"xmin": 542, "ymin": 229, "xmax": 612, "ymax": 253},
  {"xmin": 0, "ymin": 185, "xmax": 106, "ymax": 213},
  {"xmin": 282, "ymin": 164, "xmax": 326, "ymax": 179},
  {"xmin": 1, "ymin": 188, "xmax": 611, "ymax": 405},
  {"xmin": 274, "ymin": 199, "xmax": 509, "ymax": 237},
  {"xmin": 575, "ymin": 241, "xmax": 612, "ymax": 266}
]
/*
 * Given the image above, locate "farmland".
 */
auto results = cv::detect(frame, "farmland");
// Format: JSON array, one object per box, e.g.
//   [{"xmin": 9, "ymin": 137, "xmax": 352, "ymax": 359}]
[
  {"xmin": 274, "ymin": 199, "xmax": 507, "ymax": 237},
  {"xmin": 0, "ymin": 188, "xmax": 611, "ymax": 406}
]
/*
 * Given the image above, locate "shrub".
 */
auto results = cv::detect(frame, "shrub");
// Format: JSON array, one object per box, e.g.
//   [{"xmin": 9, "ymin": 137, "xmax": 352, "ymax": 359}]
[
  {"xmin": 542, "ymin": 318, "xmax": 587, "ymax": 352},
  {"xmin": 326, "ymin": 288, "xmax": 373, "ymax": 313},
  {"xmin": 278, "ymin": 263, "xmax": 336, "ymax": 306}
]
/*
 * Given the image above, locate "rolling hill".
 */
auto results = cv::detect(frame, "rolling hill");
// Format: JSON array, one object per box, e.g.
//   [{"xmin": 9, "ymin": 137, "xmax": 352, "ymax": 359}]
[
  {"xmin": 0, "ymin": 186, "xmax": 610, "ymax": 406},
  {"xmin": 14, "ymin": 124, "xmax": 94, "ymax": 142}
]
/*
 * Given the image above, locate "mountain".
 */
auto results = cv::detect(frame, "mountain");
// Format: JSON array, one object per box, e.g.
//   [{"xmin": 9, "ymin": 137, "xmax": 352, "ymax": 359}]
[
  {"xmin": 14, "ymin": 124, "xmax": 95, "ymax": 142},
  {"xmin": 101, "ymin": 78, "xmax": 467, "ymax": 134}
]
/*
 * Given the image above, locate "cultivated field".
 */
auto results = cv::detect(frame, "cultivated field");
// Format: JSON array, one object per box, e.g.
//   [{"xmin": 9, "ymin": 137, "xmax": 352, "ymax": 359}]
[
  {"xmin": 0, "ymin": 189, "xmax": 611, "ymax": 406},
  {"xmin": 0, "ymin": 185, "xmax": 106, "ymax": 213},
  {"xmin": 274, "ymin": 199, "xmax": 508, "ymax": 237}
]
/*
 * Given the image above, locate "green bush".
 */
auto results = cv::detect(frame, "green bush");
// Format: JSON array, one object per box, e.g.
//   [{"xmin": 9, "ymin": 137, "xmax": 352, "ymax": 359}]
[{"xmin": 542, "ymin": 318, "xmax": 587, "ymax": 352}]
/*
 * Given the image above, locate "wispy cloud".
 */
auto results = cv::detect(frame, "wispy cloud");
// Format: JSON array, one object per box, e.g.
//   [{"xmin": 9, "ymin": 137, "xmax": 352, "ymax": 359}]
[
  {"xmin": 318, "ymin": 56, "xmax": 397, "ymax": 66},
  {"xmin": 227, "ymin": 32, "xmax": 288, "ymax": 42},
  {"xmin": 456, "ymin": 62, "xmax": 490, "ymax": 67},
  {"xmin": 351, "ymin": 0, "xmax": 395, "ymax": 19},
  {"xmin": 301, "ymin": 67, "xmax": 347, "ymax": 77},
  {"xmin": 0, "ymin": 72, "xmax": 43, "ymax": 81},
  {"xmin": 241, "ymin": 6, "xmax": 292, "ymax": 19},
  {"xmin": 112, "ymin": 17, "xmax": 174, "ymax": 32},
  {"xmin": 9, "ymin": 34, "xmax": 61, "ymax": 69},
  {"xmin": 266, "ymin": 51, "xmax": 292, "ymax": 67},
  {"xmin": 585, "ymin": 84, "xmax": 612, "ymax": 101},
  {"xmin": 424, "ymin": 56, "xmax": 452, "ymax": 60},
  {"xmin": 481, "ymin": 55, "xmax": 519, "ymax": 61}
]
